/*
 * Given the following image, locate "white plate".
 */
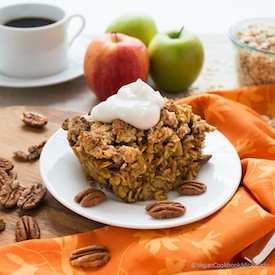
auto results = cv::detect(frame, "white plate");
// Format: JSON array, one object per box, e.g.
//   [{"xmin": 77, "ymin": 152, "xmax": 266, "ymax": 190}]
[
  {"xmin": 0, "ymin": 34, "xmax": 92, "ymax": 88},
  {"xmin": 40, "ymin": 129, "xmax": 241, "ymax": 229}
]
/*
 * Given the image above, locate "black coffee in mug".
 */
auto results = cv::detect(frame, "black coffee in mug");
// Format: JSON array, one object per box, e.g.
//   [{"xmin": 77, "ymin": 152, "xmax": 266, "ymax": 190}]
[{"xmin": 4, "ymin": 17, "xmax": 56, "ymax": 28}]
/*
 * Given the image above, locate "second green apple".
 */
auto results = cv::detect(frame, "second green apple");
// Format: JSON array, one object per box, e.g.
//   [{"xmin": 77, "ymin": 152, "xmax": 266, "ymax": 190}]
[
  {"xmin": 105, "ymin": 12, "xmax": 157, "ymax": 46},
  {"xmin": 148, "ymin": 28, "xmax": 204, "ymax": 93}
]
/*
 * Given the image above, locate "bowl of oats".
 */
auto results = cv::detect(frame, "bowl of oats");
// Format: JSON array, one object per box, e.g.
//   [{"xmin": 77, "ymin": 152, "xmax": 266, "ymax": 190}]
[{"xmin": 229, "ymin": 18, "xmax": 275, "ymax": 87}]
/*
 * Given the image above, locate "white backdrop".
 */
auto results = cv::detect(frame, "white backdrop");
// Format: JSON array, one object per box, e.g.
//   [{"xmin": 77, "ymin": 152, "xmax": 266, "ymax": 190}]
[{"xmin": 0, "ymin": 0, "xmax": 274, "ymax": 35}]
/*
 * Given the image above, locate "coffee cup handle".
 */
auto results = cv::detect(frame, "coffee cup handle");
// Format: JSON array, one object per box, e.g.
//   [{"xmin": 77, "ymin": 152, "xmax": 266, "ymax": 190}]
[{"xmin": 67, "ymin": 14, "xmax": 86, "ymax": 47}]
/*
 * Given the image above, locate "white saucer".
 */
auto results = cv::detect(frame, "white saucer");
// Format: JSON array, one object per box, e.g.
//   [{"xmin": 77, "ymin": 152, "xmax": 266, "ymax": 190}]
[{"xmin": 0, "ymin": 34, "xmax": 92, "ymax": 88}]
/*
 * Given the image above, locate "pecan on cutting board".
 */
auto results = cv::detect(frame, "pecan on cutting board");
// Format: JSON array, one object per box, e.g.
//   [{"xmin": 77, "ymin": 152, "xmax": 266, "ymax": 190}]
[
  {"xmin": 0, "ymin": 180, "xmax": 24, "ymax": 208},
  {"xmin": 17, "ymin": 183, "xmax": 47, "ymax": 210},
  {"xmin": 21, "ymin": 111, "xmax": 48, "ymax": 127},
  {"xmin": 15, "ymin": 215, "xmax": 40, "ymax": 242}
]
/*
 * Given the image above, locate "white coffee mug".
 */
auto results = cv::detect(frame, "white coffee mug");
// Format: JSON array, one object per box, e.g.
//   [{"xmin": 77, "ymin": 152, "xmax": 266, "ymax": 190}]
[{"xmin": 0, "ymin": 3, "xmax": 85, "ymax": 78}]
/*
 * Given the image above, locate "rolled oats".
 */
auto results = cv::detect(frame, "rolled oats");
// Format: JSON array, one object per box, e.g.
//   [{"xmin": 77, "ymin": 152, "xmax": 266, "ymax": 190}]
[{"xmin": 235, "ymin": 23, "xmax": 275, "ymax": 86}]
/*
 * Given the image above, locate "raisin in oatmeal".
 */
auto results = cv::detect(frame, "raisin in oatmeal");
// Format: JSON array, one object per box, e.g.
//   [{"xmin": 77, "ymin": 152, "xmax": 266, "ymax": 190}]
[{"xmin": 62, "ymin": 97, "xmax": 215, "ymax": 203}]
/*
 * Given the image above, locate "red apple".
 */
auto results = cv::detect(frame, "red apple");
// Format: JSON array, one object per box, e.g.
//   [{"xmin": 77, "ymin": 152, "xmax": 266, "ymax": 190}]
[{"xmin": 84, "ymin": 32, "xmax": 150, "ymax": 101}]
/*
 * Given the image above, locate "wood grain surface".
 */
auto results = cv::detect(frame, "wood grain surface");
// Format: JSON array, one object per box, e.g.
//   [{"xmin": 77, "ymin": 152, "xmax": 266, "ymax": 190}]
[{"xmin": 0, "ymin": 106, "xmax": 105, "ymax": 246}]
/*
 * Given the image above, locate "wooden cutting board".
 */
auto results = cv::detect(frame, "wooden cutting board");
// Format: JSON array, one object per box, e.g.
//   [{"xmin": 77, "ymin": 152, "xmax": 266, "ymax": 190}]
[{"xmin": 0, "ymin": 106, "xmax": 105, "ymax": 246}]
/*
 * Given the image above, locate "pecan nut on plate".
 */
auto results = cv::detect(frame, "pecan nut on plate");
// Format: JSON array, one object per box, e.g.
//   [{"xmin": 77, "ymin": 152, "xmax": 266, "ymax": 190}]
[
  {"xmin": 177, "ymin": 179, "xmax": 207, "ymax": 196},
  {"xmin": 74, "ymin": 188, "xmax": 106, "ymax": 207},
  {"xmin": 17, "ymin": 183, "xmax": 47, "ymax": 210},
  {"xmin": 15, "ymin": 215, "xmax": 40, "ymax": 242},
  {"xmin": 70, "ymin": 244, "xmax": 110, "ymax": 268},
  {"xmin": 145, "ymin": 201, "xmax": 186, "ymax": 219},
  {"xmin": 198, "ymin": 154, "xmax": 212, "ymax": 164},
  {"xmin": 21, "ymin": 111, "xmax": 48, "ymax": 127}
]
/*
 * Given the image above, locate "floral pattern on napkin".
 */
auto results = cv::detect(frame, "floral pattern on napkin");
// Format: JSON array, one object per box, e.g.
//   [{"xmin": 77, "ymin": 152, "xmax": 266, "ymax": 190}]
[{"xmin": 0, "ymin": 84, "xmax": 275, "ymax": 274}]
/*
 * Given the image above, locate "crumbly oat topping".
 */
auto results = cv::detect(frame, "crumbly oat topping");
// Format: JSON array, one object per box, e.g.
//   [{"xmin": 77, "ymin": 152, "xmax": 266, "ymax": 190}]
[{"xmin": 63, "ymin": 98, "xmax": 215, "ymax": 203}]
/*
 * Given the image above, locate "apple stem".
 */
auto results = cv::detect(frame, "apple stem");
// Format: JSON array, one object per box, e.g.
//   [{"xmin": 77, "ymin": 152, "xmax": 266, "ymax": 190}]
[
  {"xmin": 177, "ymin": 26, "xmax": 184, "ymax": 38},
  {"xmin": 111, "ymin": 32, "xmax": 119, "ymax": 43}
]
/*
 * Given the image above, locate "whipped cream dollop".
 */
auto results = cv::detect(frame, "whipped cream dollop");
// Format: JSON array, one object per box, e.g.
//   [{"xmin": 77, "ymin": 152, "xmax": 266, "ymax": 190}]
[{"xmin": 91, "ymin": 78, "xmax": 165, "ymax": 130}]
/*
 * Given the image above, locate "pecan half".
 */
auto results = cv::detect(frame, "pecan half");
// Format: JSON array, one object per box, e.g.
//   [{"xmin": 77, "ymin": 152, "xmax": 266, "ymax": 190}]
[
  {"xmin": 198, "ymin": 154, "xmax": 212, "ymax": 164},
  {"xmin": 70, "ymin": 244, "xmax": 110, "ymax": 268},
  {"xmin": 0, "ymin": 157, "xmax": 14, "ymax": 171},
  {"xmin": 145, "ymin": 201, "xmax": 186, "ymax": 219},
  {"xmin": 0, "ymin": 180, "xmax": 24, "ymax": 208},
  {"xmin": 17, "ymin": 183, "xmax": 47, "ymax": 210},
  {"xmin": 8, "ymin": 170, "xmax": 17, "ymax": 180},
  {"xmin": 13, "ymin": 140, "xmax": 47, "ymax": 162},
  {"xmin": 21, "ymin": 112, "xmax": 48, "ymax": 127},
  {"xmin": 0, "ymin": 168, "xmax": 12, "ymax": 188},
  {"xmin": 28, "ymin": 141, "xmax": 47, "ymax": 160},
  {"xmin": 74, "ymin": 188, "xmax": 106, "ymax": 207},
  {"xmin": 13, "ymin": 150, "xmax": 29, "ymax": 161},
  {"xmin": 15, "ymin": 215, "xmax": 40, "ymax": 242},
  {"xmin": 177, "ymin": 180, "xmax": 207, "ymax": 195}
]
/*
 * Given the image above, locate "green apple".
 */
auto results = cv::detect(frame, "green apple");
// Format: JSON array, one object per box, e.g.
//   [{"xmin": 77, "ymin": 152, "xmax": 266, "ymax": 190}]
[
  {"xmin": 105, "ymin": 12, "xmax": 158, "ymax": 46},
  {"xmin": 148, "ymin": 28, "xmax": 204, "ymax": 92}
]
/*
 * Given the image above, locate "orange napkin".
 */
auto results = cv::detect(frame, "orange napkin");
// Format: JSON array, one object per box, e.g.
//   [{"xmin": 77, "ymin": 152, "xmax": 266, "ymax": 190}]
[{"xmin": 0, "ymin": 84, "xmax": 274, "ymax": 275}]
